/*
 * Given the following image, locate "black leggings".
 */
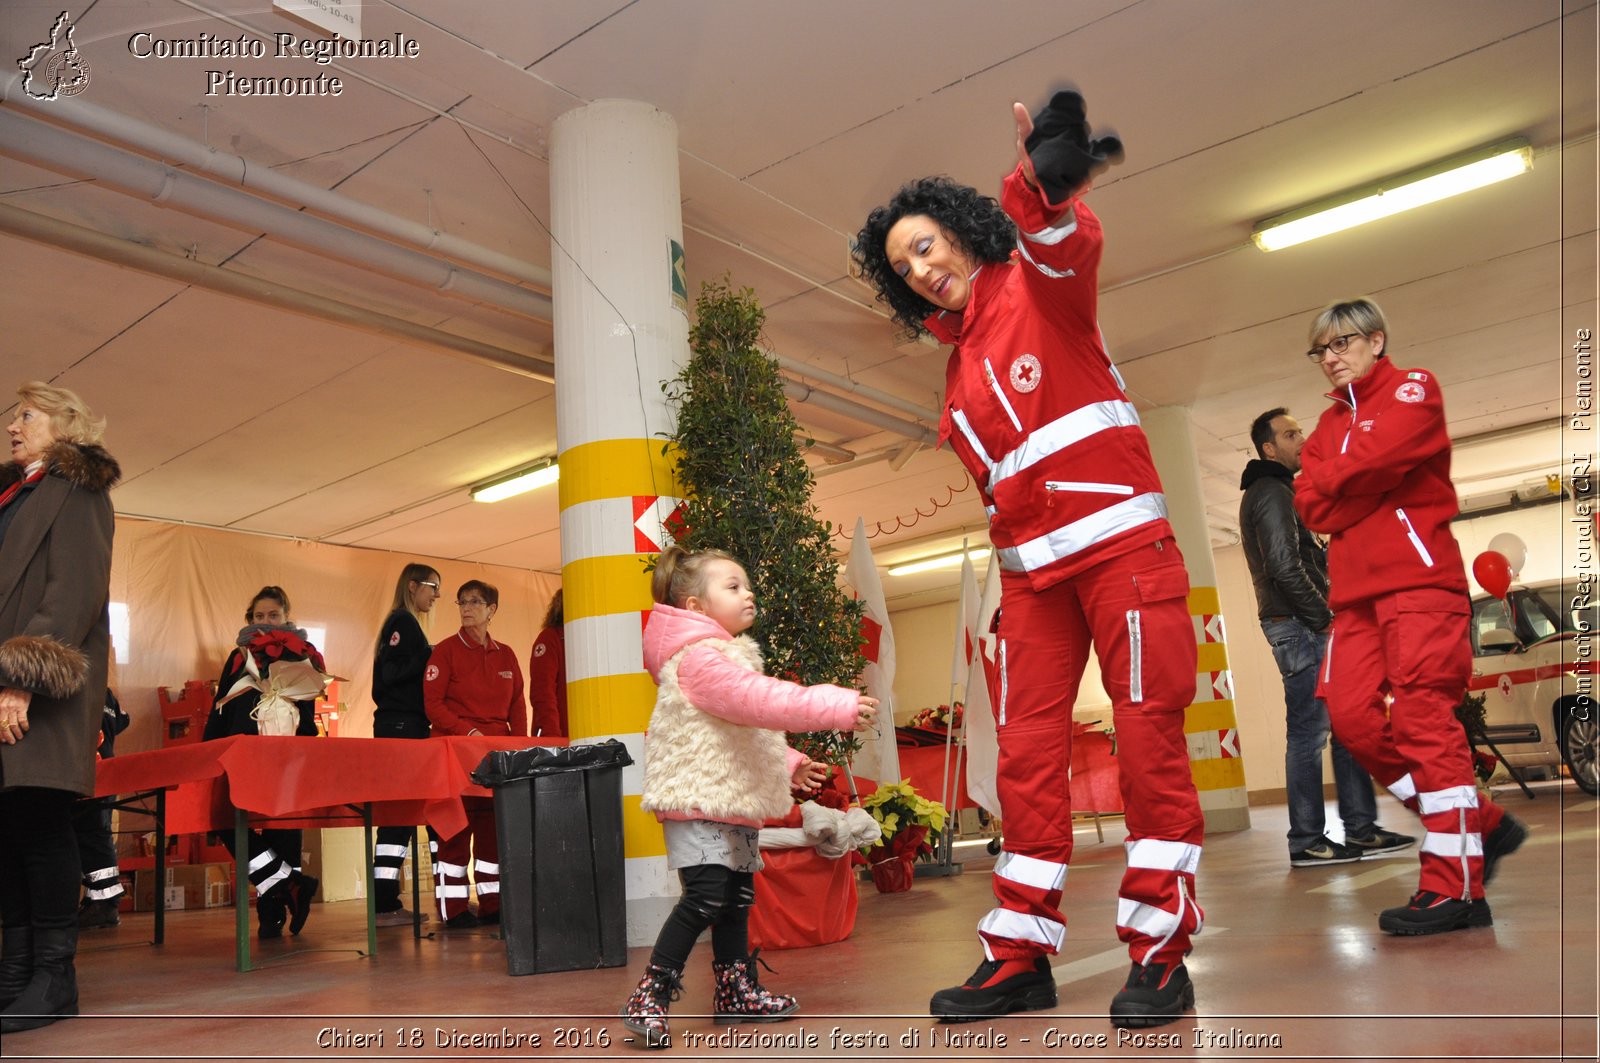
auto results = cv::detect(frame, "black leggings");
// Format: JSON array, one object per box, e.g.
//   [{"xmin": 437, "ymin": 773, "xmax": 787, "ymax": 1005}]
[
  {"xmin": 0, "ymin": 787, "xmax": 82, "ymax": 932},
  {"xmin": 649, "ymin": 864, "xmax": 755, "ymax": 971}
]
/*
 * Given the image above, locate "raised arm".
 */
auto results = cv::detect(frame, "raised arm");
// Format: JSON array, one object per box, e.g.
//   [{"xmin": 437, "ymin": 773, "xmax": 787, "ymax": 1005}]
[{"xmin": 677, "ymin": 646, "xmax": 861, "ymax": 733}]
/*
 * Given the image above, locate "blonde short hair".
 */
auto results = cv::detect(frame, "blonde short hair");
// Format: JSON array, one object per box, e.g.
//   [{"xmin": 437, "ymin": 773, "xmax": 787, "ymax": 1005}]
[
  {"xmin": 1307, "ymin": 298, "xmax": 1391, "ymax": 348},
  {"xmin": 16, "ymin": 381, "xmax": 105, "ymax": 446}
]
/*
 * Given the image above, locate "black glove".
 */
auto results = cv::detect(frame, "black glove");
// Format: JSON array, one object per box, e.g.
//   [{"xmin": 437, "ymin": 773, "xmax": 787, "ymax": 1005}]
[{"xmin": 1024, "ymin": 90, "xmax": 1124, "ymax": 204}]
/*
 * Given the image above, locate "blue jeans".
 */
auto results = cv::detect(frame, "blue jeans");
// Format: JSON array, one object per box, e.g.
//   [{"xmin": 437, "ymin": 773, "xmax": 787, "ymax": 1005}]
[{"xmin": 1261, "ymin": 617, "xmax": 1378, "ymax": 852}]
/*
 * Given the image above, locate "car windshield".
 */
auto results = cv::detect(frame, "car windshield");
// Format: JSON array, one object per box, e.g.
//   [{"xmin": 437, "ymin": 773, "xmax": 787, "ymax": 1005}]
[
  {"xmin": 1471, "ymin": 588, "xmax": 1573, "ymax": 655},
  {"xmin": 1532, "ymin": 584, "xmax": 1597, "ymax": 637}
]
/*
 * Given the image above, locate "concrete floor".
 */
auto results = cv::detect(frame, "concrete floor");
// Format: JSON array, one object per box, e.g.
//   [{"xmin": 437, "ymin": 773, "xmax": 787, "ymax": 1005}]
[{"xmin": 6, "ymin": 782, "xmax": 1596, "ymax": 1062}]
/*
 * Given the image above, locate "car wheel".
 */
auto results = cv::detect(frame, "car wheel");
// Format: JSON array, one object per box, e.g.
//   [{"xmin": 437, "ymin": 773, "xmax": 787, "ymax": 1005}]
[{"xmin": 1561, "ymin": 709, "xmax": 1599, "ymax": 796}]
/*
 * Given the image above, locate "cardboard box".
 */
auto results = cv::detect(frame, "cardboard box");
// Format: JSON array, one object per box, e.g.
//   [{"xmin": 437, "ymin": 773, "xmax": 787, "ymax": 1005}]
[{"xmin": 134, "ymin": 863, "xmax": 233, "ymax": 911}]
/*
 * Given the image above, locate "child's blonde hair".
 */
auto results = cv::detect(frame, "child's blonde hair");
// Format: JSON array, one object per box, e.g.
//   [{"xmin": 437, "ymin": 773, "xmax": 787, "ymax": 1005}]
[{"xmin": 652, "ymin": 545, "xmax": 739, "ymax": 607}]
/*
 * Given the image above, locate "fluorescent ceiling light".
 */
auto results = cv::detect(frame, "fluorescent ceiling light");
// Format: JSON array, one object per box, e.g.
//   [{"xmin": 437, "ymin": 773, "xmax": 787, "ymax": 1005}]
[
  {"xmin": 888, "ymin": 547, "xmax": 991, "ymax": 577},
  {"xmin": 470, "ymin": 460, "xmax": 559, "ymax": 503},
  {"xmin": 1252, "ymin": 139, "xmax": 1532, "ymax": 252}
]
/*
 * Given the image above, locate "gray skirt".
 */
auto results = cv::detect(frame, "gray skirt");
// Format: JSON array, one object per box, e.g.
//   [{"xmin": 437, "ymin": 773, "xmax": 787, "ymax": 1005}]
[{"xmin": 662, "ymin": 818, "xmax": 763, "ymax": 874}]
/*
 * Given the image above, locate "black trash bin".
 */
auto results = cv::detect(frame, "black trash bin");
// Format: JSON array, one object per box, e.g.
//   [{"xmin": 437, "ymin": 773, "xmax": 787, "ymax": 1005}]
[{"xmin": 474, "ymin": 740, "xmax": 634, "ymax": 975}]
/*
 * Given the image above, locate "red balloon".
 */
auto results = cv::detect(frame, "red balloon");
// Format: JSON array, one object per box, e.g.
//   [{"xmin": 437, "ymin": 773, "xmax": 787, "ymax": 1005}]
[{"xmin": 1472, "ymin": 550, "xmax": 1512, "ymax": 599}]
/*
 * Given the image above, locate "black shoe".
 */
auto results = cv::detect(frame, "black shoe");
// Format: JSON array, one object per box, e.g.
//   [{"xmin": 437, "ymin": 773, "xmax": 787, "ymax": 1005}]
[
  {"xmin": 1378, "ymin": 890, "xmax": 1494, "ymax": 935},
  {"xmin": 929, "ymin": 956, "xmax": 1056, "ymax": 1022},
  {"xmin": 286, "ymin": 873, "xmax": 318, "ymax": 936},
  {"xmin": 1289, "ymin": 837, "xmax": 1362, "ymax": 867},
  {"xmin": 76, "ymin": 899, "xmax": 121, "ymax": 930},
  {"xmin": 257, "ymin": 890, "xmax": 287, "ymax": 940},
  {"xmin": 1109, "ymin": 961, "xmax": 1194, "ymax": 1028},
  {"xmin": 1344, "ymin": 827, "xmax": 1416, "ymax": 857},
  {"xmin": 476, "ymin": 910, "xmax": 499, "ymax": 926},
  {"xmin": 444, "ymin": 911, "xmax": 480, "ymax": 930},
  {"xmin": 1482, "ymin": 813, "xmax": 1528, "ymax": 885}
]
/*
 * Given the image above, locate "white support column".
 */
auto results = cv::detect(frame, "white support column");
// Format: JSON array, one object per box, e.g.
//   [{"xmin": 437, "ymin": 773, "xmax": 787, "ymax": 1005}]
[
  {"xmin": 1143, "ymin": 406, "xmax": 1251, "ymax": 833},
  {"xmin": 549, "ymin": 99, "xmax": 689, "ymax": 944}
]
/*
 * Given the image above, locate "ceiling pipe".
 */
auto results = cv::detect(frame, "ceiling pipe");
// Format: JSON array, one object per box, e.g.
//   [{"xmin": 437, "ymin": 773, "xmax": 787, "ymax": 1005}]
[
  {"xmin": 0, "ymin": 108, "xmax": 553, "ymax": 320},
  {"xmin": 773, "ymin": 351, "xmax": 940, "ymax": 422},
  {"xmin": 0, "ymin": 202, "xmax": 555, "ymax": 382},
  {"xmin": 781, "ymin": 379, "xmax": 937, "ymax": 447},
  {"xmin": 0, "ymin": 105, "xmax": 938, "ymax": 447},
  {"xmin": 1, "ymin": 88, "xmax": 554, "ymax": 291}
]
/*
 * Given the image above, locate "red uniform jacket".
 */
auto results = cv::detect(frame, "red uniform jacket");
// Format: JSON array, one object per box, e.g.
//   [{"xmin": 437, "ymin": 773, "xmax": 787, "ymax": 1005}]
[
  {"xmin": 1296, "ymin": 356, "xmax": 1468, "ymax": 611},
  {"xmin": 423, "ymin": 628, "xmax": 527, "ymax": 738},
  {"xmin": 527, "ymin": 626, "xmax": 567, "ymax": 738},
  {"xmin": 931, "ymin": 165, "xmax": 1173, "ymax": 590}
]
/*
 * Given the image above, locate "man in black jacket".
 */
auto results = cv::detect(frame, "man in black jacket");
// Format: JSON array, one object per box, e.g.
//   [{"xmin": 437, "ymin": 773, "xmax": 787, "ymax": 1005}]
[{"xmin": 1240, "ymin": 409, "xmax": 1414, "ymax": 868}]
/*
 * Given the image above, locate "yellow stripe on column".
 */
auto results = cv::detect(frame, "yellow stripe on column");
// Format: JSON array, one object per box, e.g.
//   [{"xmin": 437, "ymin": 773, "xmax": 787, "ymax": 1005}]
[
  {"xmin": 568, "ymin": 673, "xmax": 657, "ymax": 736},
  {"xmin": 1190, "ymin": 757, "xmax": 1247, "ymax": 792},
  {"xmin": 563, "ymin": 555, "xmax": 655, "ymax": 621},
  {"xmin": 1184, "ymin": 700, "xmax": 1238, "ymax": 733},
  {"xmin": 1195, "ymin": 641, "xmax": 1230, "ymax": 673},
  {"xmin": 622, "ymin": 795, "xmax": 667, "ymax": 859},
  {"xmin": 1187, "ymin": 586, "xmax": 1221, "ymax": 616},
  {"xmin": 558, "ymin": 438, "xmax": 683, "ymax": 510}
]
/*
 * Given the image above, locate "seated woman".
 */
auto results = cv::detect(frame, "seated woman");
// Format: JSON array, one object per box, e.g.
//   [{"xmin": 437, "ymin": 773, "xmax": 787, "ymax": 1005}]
[{"xmin": 203, "ymin": 586, "xmax": 323, "ymax": 939}]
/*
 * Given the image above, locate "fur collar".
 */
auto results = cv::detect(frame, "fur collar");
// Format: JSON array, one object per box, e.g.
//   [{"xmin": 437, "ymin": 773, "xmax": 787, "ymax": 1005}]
[{"xmin": 0, "ymin": 441, "xmax": 121, "ymax": 493}]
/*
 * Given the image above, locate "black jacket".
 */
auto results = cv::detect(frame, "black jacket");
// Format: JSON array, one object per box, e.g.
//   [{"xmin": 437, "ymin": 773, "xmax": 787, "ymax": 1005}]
[
  {"xmin": 1238, "ymin": 459, "xmax": 1333, "ymax": 630},
  {"xmin": 372, "ymin": 608, "xmax": 432, "ymax": 721}
]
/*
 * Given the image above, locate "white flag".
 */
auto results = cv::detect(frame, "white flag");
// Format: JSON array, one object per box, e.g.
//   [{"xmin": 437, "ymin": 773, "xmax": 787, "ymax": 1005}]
[
  {"xmin": 964, "ymin": 550, "xmax": 1004, "ymax": 817},
  {"xmin": 951, "ymin": 543, "xmax": 980, "ymax": 690},
  {"xmin": 845, "ymin": 517, "xmax": 900, "ymax": 787}
]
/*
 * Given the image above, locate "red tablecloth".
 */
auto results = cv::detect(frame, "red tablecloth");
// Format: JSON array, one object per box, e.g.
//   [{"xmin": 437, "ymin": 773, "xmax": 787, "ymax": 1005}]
[
  {"xmin": 95, "ymin": 735, "xmax": 567, "ymax": 840},
  {"xmin": 892, "ymin": 726, "xmax": 1122, "ymax": 816}
]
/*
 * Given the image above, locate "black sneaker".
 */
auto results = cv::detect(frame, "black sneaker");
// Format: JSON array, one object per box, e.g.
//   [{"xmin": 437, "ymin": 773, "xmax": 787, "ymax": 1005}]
[
  {"xmin": 444, "ymin": 911, "xmax": 481, "ymax": 930},
  {"xmin": 1109, "ymin": 961, "xmax": 1195, "ymax": 1028},
  {"xmin": 1378, "ymin": 890, "xmax": 1494, "ymax": 935},
  {"xmin": 1289, "ymin": 837, "xmax": 1362, "ymax": 867},
  {"xmin": 929, "ymin": 956, "xmax": 1056, "ymax": 1022},
  {"xmin": 1482, "ymin": 812, "xmax": 1528, "ymax": 885},
  {"xmin": 1345, "ymin": 827, "xmax": 1416, "ymax": 857},
  {"xmin": 477, "ymin": 910, "xmax": 500, "ymax": 926}
]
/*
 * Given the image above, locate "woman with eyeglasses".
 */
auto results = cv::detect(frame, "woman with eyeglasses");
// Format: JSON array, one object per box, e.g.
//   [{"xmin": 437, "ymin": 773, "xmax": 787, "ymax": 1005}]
[
  {"xmin": 1295, "ymin": 297, "xmax": 1525, "ymax": 937},
  {"xmin": 421, "ymin": 579, "xmax": 526, "ymax": 929},
  {"xmin": 369, "ymin": 563, "xmax": 442, "ymax": 925}
]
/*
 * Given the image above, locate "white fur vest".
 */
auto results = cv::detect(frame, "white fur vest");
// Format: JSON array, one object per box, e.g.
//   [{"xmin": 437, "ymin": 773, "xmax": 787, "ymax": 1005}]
[{"xmin": 640, "ymin": 635, "xmax": 794, "ymax": 825}]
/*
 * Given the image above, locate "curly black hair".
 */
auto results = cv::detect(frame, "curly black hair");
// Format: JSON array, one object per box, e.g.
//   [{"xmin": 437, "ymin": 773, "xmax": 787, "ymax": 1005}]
[{"xmin": 852, "ymin": 176, "xmax": 1017, "ymax": 337}]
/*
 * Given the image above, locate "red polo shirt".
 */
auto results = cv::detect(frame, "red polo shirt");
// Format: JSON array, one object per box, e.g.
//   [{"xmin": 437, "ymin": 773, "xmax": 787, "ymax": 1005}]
[{"xmin": 423, "ymin": 627, "xmax": 527, "ymax": 738}]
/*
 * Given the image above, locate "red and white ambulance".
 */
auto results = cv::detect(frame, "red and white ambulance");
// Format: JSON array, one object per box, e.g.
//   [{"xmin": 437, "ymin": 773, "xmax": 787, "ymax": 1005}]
[{"xmin": 1469, "ymin": 579, "xmax": 1597, "ymax": 794}]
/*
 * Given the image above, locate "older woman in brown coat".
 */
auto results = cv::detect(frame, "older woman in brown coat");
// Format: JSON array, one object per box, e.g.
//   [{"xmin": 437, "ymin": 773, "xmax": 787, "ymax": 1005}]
[{"xmin": 0, "ymin": 382, "xmax": 118, "ymax": 1034}]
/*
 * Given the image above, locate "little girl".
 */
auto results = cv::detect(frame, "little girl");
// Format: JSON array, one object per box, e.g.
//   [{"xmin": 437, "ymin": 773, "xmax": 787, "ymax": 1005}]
[{"xmin": 620, "ymin": 546, "xmax": 877, "ymax": 1050}]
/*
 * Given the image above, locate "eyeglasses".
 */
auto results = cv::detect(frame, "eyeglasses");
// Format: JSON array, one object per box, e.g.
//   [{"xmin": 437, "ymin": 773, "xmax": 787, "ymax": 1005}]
[
  {"xmin": 1306, "ymin": 332, "xmax": 1363, "ymax": 363},
  {"xmin": 456, "ymin": 598, "xmax": 489, "ymax": 608},
  {"xmin": 417, "ymin": 581, "xmax": 440, "ymax": 591}
]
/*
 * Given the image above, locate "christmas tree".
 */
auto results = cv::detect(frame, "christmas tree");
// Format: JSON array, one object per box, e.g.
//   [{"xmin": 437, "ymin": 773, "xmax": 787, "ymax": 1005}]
[{"xmin": 663, "ymin": 277, "xmax": 865, "ymax": 765}]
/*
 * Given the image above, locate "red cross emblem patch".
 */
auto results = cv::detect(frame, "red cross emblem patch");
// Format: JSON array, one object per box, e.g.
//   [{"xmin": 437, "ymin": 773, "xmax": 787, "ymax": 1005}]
[
  {"xmin": 1395, "ymin": 381, "xmax": 1425, "ymax": 403},
  {"xmin": 1010, "ymin": 353, "xmax": 1042, "ymax": 393}
]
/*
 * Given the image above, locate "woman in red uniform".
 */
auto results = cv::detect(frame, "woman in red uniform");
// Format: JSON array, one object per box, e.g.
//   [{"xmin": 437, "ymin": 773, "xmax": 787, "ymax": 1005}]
[
  {"xmin": 422, "ymin": 579, "xmax": 526, "ymax": 928},
  {"xmin": 1295, "ymin": 297, "xmax": 1526, "ymax": 935},
  {"xmin": 527, "ymin": 589, "xmax": 567, "ymax": 739},
  {"xmin": 854, "ymin": 90, "xmax": 1203, "ymax": 1029}
]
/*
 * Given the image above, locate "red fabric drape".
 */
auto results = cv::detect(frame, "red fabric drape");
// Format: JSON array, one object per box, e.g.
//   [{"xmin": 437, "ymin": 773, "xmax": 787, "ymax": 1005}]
[{"xmin": 749, "ymin": 848, "xmax": 858, "ymax": 950}]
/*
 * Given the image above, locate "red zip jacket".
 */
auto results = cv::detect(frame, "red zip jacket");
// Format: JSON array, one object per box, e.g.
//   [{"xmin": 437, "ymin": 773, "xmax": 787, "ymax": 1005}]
[
  {"xmin": 527, "ymin": 626, "xmax": 567, "ymax": 738},
  {"xmin": 931, "ymin": 165, "xmax": 1172, "ymax": 590},
  {"xmin": 423, "ymin": 628, "xmax": 527, "ymax": 738},
  {"xmin": 1296, "ymin": 356, "xmax": 1467, "ymax": 610}
]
